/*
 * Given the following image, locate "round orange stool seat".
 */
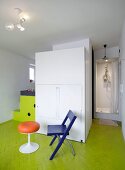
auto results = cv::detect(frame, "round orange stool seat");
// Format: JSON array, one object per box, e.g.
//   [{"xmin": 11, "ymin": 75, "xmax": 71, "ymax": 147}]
[
  {"xmin": 18, "ymin": 121, "xmax": 40, "ymax": 154},
  {"xmin": 18, "ymin": 121, "xmax": 40, "ymax": 133}
]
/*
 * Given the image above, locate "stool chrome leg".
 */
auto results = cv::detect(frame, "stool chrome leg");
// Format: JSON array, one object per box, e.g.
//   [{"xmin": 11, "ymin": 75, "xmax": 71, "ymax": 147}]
[{"xmin": 28, "ymin": 133, "xmax": 30, "ymax": 145}]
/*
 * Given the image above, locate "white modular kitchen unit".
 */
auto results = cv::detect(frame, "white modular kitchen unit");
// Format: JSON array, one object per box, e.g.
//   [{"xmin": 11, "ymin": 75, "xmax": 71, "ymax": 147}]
[{"xmin": 35, "ymin": 45, "xmax": 92, "ymax": 142}]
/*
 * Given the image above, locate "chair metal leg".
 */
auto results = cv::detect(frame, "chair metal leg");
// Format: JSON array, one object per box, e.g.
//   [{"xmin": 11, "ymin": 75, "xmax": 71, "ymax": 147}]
[
  {"xmin": 65, "ymin": 139, "xmax": 75, "ymax": 156},
  {"xmin": 50, "ymin": 135, "xmax": 57, "ymax": 146},
  {"xmin": 57, "ymin": 135, "xmax": 60, "ymax": 142}
]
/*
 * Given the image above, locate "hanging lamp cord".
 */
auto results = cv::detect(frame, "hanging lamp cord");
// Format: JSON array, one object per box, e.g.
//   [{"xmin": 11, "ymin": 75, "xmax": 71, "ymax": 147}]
[{"xmin": 104, "ymin": 44, "xmax": 107, "ymax": 59}]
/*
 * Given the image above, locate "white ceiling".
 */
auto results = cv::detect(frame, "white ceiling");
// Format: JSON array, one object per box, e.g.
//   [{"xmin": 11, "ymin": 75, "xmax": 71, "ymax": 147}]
[{"xmin": 0, "ymin": 0, "xmax": 125, "ymax": 59}]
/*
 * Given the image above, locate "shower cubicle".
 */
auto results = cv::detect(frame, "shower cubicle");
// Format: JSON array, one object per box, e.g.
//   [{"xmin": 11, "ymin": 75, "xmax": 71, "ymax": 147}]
[
  {"xmin": 96, "ymin": 59, "xmax": 119, "ymax": 114},
  {"xmin": 94, "ymin": 46, "xmax": 120, "ymax": 121}
]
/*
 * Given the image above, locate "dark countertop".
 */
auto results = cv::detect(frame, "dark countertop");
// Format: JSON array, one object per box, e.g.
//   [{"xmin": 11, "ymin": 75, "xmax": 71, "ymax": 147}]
[{"xmin": 20, "ymin": 90, "xmax": 35, "ymax": 96}]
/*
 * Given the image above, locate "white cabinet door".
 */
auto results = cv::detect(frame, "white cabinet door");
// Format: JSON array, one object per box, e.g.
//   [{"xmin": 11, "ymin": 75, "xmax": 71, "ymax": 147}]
[
  {"xmin": 59, "ymin": 85, "xmax": 85, "ymax": 142},
  {"xmin": 36, "ymin": 85, "xmax": 57, "ymax": 119},
  {"xmin": 59, "ymin": 85, "xmax": 83, "ymax": 119},
  {"xmin": 36, "ymin": 84, "xmax": 85, "ymax": 142},
  {"xmin": 35, "ymin": 47, "xmax": 85, "ymax": 84},
  {"xmin": 36, "ymin": 85, "xmax": 61, "ymax": 134}
]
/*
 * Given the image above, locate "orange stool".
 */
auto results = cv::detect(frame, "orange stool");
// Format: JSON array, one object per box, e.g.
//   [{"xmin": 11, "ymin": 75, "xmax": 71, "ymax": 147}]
[{"xmin": 18, "ymin": 121, "xmax": 40, "ymax": 154}]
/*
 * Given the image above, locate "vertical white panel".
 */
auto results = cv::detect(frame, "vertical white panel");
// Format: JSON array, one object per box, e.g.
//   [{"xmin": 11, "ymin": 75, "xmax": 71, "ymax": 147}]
[
  {"xmin": 120, "ymin": 60, "xmax": 125, "ymax": 138},
  {"xmin": 120, "ymin": 19, "xmax": 125, "ymax": 139},
  {"xmin": 85, "ymin": 41, "xmax": 92, "ymax": 139}
]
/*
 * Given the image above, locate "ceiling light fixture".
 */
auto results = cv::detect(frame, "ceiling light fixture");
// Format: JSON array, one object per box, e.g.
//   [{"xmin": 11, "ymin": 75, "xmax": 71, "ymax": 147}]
[{"xmin": 5, "ymin": 8, "xmax": 29, "ymax": 32}]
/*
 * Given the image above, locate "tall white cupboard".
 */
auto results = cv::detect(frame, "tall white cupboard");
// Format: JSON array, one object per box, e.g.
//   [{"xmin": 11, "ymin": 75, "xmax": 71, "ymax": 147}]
[{"xmin": 35, "ymin": 46, "xmax": 92, "ymax": 142}]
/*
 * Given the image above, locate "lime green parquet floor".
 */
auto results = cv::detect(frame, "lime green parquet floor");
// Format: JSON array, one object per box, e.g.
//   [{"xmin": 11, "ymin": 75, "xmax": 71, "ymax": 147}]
[{"xmin": 0, "ymin": 119, "xmax": 125, "ymax": 170}]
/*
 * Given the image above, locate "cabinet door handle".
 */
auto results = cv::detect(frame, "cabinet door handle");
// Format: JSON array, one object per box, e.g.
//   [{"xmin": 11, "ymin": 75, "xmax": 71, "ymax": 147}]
[
  {"xmin": 34, "ymin": 104, "xmax": 36, "ymax": 108},
  {"xmin": 56, "ymin": 87, "xmax": 60, "ymax": 118},
  {"xmin": 28, "ymin": 113, "xmax": 31, "ymax": 116}
]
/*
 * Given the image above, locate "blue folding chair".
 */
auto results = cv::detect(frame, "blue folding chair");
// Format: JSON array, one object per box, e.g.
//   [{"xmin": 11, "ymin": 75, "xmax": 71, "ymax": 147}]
[{"xmin": 47, "ymin": 110, "xmax": 77, "ymax": 160}]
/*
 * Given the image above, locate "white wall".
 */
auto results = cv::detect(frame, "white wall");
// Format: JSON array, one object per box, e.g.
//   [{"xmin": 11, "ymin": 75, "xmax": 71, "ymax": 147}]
[
  {"xmin": 119, "ymin": 19, "xmax": 125, "ymax": 139},
  {"xmin": 94, "ymin": 46, "xmax": 121, "ymax": 121},
  {"xmin": 53, "ymin": 39, "xmax": 92, "ymax": 140},
  {"xmin": 0, "ymin": 48, "xmax": 34, "ymax": 123}
]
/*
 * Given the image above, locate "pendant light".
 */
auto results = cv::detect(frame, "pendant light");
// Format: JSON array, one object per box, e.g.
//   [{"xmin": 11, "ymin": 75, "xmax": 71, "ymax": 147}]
[{"xmin": 103, "ymin": 44, "xmax": 108, "ymax": 62}]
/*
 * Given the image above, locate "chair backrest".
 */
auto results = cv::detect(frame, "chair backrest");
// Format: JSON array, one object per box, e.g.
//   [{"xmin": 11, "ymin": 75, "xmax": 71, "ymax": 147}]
[{"xmin": 62, "ymin": 110, "xmax": 77, "ymax": 136}]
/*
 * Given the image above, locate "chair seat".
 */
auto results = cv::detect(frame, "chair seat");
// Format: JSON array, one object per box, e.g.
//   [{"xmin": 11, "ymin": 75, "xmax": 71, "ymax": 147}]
[{"xmin": 47, "ymin": 125, "xmax": 66, "ymax": 136}]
